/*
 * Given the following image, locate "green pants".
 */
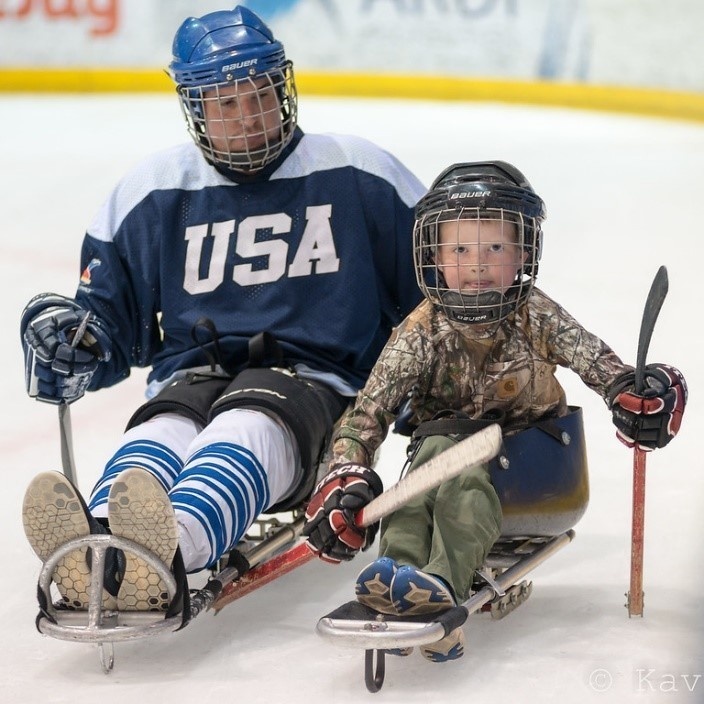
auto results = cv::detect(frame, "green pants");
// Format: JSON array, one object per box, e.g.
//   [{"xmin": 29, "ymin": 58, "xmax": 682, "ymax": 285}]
[{"xmin": 379, "ymin": 435, "xmax": 503, "ymax": 601}]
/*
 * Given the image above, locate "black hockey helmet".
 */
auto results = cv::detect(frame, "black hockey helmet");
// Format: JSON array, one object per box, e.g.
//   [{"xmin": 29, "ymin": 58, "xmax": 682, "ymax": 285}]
[{"xmin": 413, "ymin": 161, "xmax": 546, "ymax": 325}]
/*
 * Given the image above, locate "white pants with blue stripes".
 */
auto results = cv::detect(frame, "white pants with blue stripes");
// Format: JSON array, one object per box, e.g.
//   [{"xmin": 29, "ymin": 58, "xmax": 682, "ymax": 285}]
[{"xmin": 88, "ymin": 409, "xmax": 299, "ymax": 572}]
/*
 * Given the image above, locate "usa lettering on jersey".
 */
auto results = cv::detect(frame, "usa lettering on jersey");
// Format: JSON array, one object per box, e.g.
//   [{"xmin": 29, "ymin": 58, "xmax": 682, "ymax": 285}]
[{"xmin": 183, "ymin": 205, "xmax": 341, "ymax": 294}]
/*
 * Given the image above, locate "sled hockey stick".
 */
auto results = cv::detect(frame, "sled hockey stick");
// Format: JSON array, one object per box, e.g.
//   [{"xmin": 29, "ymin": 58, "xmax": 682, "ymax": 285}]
[
  {"xmin": 627, "ymin": 265, "xmax": 668, "ymax": 617},
  {"xmin": 196, "ymin": 423, "xmax": 503, "ymax": 615},
  {"xmin": 57, "ymin": 404, "xmax": 76, "ymax": 485},
  {"xmin": 57, "ymin": 312, "xmax": 92, "ymax": 485}
]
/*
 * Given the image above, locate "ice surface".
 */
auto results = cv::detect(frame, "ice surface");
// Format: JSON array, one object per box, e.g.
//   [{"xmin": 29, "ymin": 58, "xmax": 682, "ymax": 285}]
[{"xmin": 0, "ymin": 94, "xmax": 702, "ymax": 702}]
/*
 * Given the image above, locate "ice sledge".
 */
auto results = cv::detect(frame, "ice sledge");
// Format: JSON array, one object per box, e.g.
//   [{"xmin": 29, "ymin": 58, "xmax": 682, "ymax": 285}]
[
  {"xmin": 34, "ymin": 511, "xmax": 306, "ymax": 673},
  {"xmin": 316, "ymin": 407, "xmax": 589, "ymax": 692}
]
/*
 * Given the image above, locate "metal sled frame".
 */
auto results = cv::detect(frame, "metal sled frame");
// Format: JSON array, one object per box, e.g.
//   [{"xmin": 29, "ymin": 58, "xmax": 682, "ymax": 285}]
[
  {"xmin": 316, "ymin": 530, "xmax": 575, "ymax": 693},
  {"xmin": 36, "ymin": 512, "xmax": 306, "ymax": 673},
  {"xmin": 36, "ymin": 534, "xmax": 180, "ymax": 673}
]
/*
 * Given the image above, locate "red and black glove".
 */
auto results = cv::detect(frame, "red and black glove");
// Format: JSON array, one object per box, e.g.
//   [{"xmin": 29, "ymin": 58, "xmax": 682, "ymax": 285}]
[
  {"xmin": 303, "ymin": 464, "xmax": 383, "ymax": 564},
  {"xmin": 608, "ymin": 363, "xmax": 687, "ymax": 451}
]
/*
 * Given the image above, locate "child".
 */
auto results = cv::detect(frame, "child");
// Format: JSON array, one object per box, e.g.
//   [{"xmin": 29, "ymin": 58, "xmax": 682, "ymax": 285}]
[{"xmin": 303, "ymin": 161, "xmax": 687, "ymax": 662}]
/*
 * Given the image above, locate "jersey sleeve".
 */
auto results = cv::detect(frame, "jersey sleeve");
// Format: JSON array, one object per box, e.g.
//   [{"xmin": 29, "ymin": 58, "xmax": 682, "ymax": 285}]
[
  {"xmin": 73, "ymin": 154, "xmax": 169, "ymax": 389},
  {"xmin": 529, "ymin": 290, "xmax": 632, "ymax": 401}
]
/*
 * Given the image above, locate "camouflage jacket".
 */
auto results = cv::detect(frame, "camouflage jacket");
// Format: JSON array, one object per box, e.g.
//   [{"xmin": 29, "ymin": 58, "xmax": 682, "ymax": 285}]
[{"xmin": 331, "ymin": 288, "xmax": 631, "ymax": 467}]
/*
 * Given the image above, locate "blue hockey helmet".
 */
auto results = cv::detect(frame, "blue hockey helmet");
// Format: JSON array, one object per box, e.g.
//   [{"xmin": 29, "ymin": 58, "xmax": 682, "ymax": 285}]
[
  {"xmin": 167, "ymin": 6, "xmax": 298, "ymax": 172},
  {"xmin": 413, "ymin": 161, "xmax": 546, "ymax": 325}
]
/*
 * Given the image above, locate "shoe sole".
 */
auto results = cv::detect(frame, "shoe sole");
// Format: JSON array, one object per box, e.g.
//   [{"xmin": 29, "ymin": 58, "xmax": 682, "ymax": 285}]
[
  {"xmin": 391, "ymin": 568, "xmax": 455, "ymax": 617},
  {"xmin": 390, "ymin": 566, "xmax": 461, "ymax": 661},
  {"xmin": 420, "ymin": 628, "xmax": 465, "ymax": 662},
  {"xmin": 22, "ymin": 471, "xmax": 114, "ymax": 609},
  {"xmin": 108, "ymin": 468, "xmax": 179, "ymax": 612}
]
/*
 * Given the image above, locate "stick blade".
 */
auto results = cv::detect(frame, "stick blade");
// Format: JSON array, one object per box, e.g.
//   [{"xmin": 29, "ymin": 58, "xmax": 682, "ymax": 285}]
[{"xmin": 635, "ymin": 266, "xmax": 669, "ymax": 391}]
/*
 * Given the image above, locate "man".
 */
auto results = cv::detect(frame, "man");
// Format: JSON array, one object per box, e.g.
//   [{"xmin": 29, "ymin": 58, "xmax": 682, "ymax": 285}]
[{"xmin": 21, "ymin": 5, "xmax": 425, "ymax": 623}]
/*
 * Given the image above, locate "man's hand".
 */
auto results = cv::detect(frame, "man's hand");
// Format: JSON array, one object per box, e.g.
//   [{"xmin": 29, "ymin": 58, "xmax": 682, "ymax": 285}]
[{"xmin": 21, "ymin": 293, "xmax": 111, "ymax": 404}]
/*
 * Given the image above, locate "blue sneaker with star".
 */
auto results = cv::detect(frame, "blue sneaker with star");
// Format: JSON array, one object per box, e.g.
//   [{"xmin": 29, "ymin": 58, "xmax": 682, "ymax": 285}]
[{"xmin": 355, "ymin": 557, "xmax": 398, "ymax": 615}]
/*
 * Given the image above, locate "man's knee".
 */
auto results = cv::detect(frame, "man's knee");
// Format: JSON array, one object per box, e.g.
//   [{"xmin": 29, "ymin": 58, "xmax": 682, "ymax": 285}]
[{"xmin": 211, "ymin": 368, "xmax": 348, "ymax": 511}]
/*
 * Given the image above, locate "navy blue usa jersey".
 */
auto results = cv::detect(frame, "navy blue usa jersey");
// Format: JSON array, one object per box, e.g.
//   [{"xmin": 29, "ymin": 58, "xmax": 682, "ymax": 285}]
[{"xmin": 74, "ymin": 129, "xmax": 426, "ymax": 395}]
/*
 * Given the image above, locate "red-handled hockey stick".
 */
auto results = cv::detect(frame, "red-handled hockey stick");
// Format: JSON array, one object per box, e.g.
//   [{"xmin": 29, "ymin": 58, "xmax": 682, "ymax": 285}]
[
  {"xmin": 627, "ymin": 266, "xmax": 668, "ymax": 617},
  {"xmin": 208, "ymin": 423, "xmax": 502, "ymax": 613}
]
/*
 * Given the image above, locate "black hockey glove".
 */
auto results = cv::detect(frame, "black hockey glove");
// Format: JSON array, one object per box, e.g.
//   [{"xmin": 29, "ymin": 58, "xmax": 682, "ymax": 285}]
[
  {"xmin": 303, "ymin": 463, "xmax": 383, "ymax": 564},
  {"xmin": 21, "ymin": 293, "xmax": 112, "ymax": 405},
  {"xmin": 608, "ymin": 363, "xmax": 687, "ymax": 451}
]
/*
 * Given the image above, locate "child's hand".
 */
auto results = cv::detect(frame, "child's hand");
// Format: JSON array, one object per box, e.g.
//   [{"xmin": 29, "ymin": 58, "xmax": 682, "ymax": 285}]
[
  {"xmin": 608, "ymin": 364, "xmax": 687, "ymax": 451},
  {"xmin": 303, "ymin": 464, "xmax": 383, "ymax": 564}
]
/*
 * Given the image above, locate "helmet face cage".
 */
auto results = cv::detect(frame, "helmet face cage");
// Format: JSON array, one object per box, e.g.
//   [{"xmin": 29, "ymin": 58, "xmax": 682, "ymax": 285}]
[
  {"xmin": 176, "ymin": 62, "xmax": 297, "ymax": 173},
  {"xmin": 168, "ymin": 7, "xmax": 298, "ymax": 173},
  {"xmin": 414, "ymin": 205, "xmax": 541, "ymax": 325}
]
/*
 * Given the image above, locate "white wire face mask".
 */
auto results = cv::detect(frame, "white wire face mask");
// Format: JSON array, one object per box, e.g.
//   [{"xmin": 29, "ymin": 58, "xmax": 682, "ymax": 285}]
[
  {"xmin": 177, "ymin": 62, "xmax": 297, "ymax": 173},
  {"xmin": 414, "ymin": 209, "xmax": 540, "ymax": 325}
]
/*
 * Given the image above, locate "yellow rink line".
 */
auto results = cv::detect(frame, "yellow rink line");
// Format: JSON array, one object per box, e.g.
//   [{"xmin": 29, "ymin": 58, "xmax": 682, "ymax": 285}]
[{"xmin": 1, "ymin": 68, "xmax": 703, "ymax": 124}]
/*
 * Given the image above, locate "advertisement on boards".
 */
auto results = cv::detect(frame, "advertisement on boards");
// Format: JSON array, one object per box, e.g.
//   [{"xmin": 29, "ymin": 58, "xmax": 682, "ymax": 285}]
[{"xmin": 0, "ymin": 0, "xmax": 702, "ymax": 92}]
